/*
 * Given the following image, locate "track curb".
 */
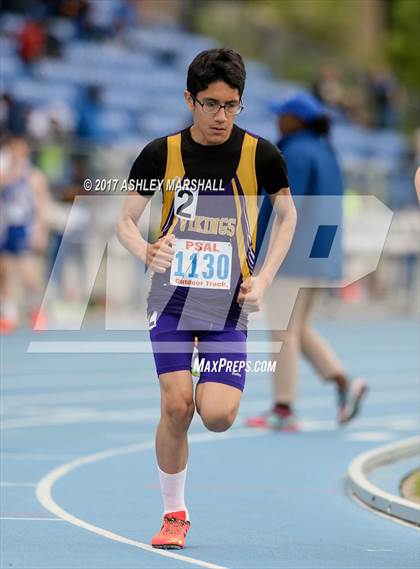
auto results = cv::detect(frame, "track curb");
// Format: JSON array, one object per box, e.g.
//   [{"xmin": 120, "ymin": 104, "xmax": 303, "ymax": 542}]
[{"xmin": 348, "ymin": 436, "xmax": 420, "ymax": 526}]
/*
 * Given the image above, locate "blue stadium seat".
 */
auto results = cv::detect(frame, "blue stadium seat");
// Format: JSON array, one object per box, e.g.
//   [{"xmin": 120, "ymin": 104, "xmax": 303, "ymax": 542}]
[
  {"xmin": 236, "ymin": 117, "xmax": 277, "ymax": 141},
  {"xmin": 0, "ymin": 8, "xmax": 409, "ymax": 194},
  {"xmin": 64, "ymin": 41, "xmax": 155, "ymax": 71},
  {"xmin": 331, "ymin": 125, "xmax": 374, "ymax": 157},
  {"xmin": 48, "ymin": 18, "xmax": 77, "ymax": 43},
  {"xmin": 1, "ymin": 54, "xmax": 24, "ymax": 79},
  {"xmin": 0, "ymin": 13, "xmax": 25, "ymax": 35},
  {"xmin": 100, "ymin": 110, "xmax": 136, "ymax": 138},
  {"xmin": 0, "ymin": 37, "xmax": 18, "ymax": 57},
  {"xmin": 370, "ymin": 130, "xmax": 407, "ymax": 159},
  {"xmin": 10, "ymin": 77, "xmax": 78, "ymax": 105},
  {"xmin": 140, "ymin": 114, "xmax": 189, "ymax": 138},
  {"xmin": 102, "ymin": 88, "xmax": 148, "ymax": 112}
]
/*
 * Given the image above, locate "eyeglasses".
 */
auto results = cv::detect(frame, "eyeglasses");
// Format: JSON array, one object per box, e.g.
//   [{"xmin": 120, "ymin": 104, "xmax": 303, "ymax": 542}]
[{"xmin": 191, "ymin": 95, "xmax": 244, "ymax": 116}]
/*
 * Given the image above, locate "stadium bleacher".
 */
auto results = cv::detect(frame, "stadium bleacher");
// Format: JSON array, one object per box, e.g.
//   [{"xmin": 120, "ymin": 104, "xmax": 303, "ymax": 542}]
[{"xmin": 0, "ymin": 4, "xmax": 411, "ymax": 204}]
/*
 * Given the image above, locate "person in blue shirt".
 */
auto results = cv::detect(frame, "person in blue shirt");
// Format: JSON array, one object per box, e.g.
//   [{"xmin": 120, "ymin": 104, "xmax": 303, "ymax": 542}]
[
  {"xmin": 76, "ymin": 85, "xmax": 104, "ymax": 142},
  {"xmin": 247, "ymin": 92, "xmax": 368, "ymax": 430}
]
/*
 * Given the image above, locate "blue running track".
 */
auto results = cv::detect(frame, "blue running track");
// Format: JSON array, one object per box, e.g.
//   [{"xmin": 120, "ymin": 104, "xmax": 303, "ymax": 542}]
[{"xmin": 1, "ymin": 318, "xmax": 419, "ymax": 568}]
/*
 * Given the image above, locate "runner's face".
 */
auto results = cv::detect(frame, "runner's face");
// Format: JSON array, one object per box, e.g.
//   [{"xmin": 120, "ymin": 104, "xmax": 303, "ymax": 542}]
[{"xmin": 185, "ymin": 81, "xmax": 241, "ymax": 145}]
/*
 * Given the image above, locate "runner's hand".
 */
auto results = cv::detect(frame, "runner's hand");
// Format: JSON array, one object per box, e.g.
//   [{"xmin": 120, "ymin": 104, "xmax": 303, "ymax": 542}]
[
  {"xmin": 146, "ymin": 235, "xmax": 176, "ymax": 273},
  {"xmin": 237, "ymin": 276, "xmax": 269, "ymax": 313}
]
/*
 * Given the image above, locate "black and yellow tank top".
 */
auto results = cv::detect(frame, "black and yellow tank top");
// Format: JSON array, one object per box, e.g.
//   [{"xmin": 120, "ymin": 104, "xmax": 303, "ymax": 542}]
[{"xmin": 147, "ymin": 130, "xmax": 260, "ymax": 329}]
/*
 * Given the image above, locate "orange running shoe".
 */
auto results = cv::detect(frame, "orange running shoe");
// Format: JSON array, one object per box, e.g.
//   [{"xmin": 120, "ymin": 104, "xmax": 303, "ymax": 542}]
[{"xmin": 151, "ymin": 510, "xmax": 190, "ymax": 550}]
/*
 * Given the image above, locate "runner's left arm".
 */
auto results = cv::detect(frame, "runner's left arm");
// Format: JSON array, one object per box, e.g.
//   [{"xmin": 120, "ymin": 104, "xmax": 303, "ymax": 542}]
[
  {"xmin": 258, "ymin": 187, "xmax": 296, "ymax": 285},
  {"xmin": 238, "ymin": 187, "xmax": 296, "ymax": 312}
]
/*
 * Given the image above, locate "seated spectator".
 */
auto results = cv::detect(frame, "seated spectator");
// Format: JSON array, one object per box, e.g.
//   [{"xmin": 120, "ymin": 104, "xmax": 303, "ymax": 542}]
[{"xmin": 18, "ymin": 18, "xmax": 46, "ymax": 65}]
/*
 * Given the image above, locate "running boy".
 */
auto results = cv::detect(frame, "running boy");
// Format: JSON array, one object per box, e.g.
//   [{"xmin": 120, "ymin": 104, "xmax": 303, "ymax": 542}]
[{"xmin": 117, "ymin": 48, "xmax": 296, "ymax": 549}]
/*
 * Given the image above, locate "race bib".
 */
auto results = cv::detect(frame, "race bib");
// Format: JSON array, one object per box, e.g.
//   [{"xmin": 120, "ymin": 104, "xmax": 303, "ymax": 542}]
[{"xmin": 170, "ymin": 238, "xmax": 232, "ymax": 290}]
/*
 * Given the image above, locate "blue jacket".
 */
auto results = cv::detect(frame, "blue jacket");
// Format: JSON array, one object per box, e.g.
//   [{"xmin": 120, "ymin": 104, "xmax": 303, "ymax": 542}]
[{"xmin": 258, "ymin": 129, "xmax": 344, "ymax": 280}]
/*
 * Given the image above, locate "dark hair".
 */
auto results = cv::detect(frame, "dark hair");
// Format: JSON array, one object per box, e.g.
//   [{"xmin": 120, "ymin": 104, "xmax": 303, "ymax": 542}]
[
  {"xmin": 187, "ymin": 48, "xmax": 246, "ymax": 97},
  {"xmin": 304, "ymin": 115, "xmax": 331, "ymax": 136}
]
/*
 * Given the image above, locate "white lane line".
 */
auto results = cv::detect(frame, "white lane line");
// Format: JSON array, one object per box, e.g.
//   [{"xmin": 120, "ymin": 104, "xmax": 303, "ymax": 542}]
[
  {"xmin": 1, "ymin": 386, "xmax": 158, "ymax": 408},
  {"xmin": 3, "ymin": 408, "xmax": 419, "ymax": 432},
  {"xmin": 2, "ymin": 385, "xmax": 418, "ymax": 410},
  {"xmin": 1, "ymin": 517, "xmax": 64, "ymax": 521},
  {"xmin": 0, "ymin": 482, "xmax": 37, "ymax": 487},
  {"xmin": 346, "ymin": 432, "xmax": 396, "ymax": 442},
  {"xmin": 366, "ymin": 549, "xmax": 393, "ymax": 552},
  {"xmin": 0, "ymin": 376, "xmax": 142, "ymax": 391},
  {"xmin": 238, "ymin": 394, "xmax": 420, "ymax": 416},
  {"xmin": 3, "ymin": 405, "xmax": 99, "ymax": 418},
  {"xmin": 1, "ymin": 453, "xmax": 77, "ymax": 460},
  {"xmin": 1, "ymin": 409, "xmax": 159, "ymax": 429},
  {"xmin": 2, "ymin": 376, "xmax": 416, "ymax": 395},
  {"xmin": 273, "ymin": 391, "xmax": 419, "ymax": 410},
  {"xmin": 36, "ymin": 428, "xmax": 266, "ymax": 569}
]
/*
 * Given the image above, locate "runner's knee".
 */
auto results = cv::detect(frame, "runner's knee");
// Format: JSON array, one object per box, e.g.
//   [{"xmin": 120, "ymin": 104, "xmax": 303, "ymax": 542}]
[
  {"xmin": 200, "ymin": 406, "xmax": 238, "ymax": 433},
  {"xmin": 162, "ymin": 395, "xmax": 195, "ymax": 430}
]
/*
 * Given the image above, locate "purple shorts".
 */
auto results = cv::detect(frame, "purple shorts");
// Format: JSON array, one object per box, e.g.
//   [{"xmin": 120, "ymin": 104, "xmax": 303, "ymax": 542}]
[{"xmin": 149, "ymin": 311, "xmax": 247, "ymax": 391}]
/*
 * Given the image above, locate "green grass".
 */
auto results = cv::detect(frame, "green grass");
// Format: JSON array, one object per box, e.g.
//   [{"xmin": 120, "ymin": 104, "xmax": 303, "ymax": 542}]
[{"xmin": 413, "ymin": 471, "xmax": 420, "ymax": 499}]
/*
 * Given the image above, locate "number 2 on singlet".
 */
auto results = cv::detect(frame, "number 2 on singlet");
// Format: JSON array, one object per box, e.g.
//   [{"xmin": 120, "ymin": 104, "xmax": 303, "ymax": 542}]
[{"xmin": 174, "ymin": 187, "xmax": 198, "ymax": 220}]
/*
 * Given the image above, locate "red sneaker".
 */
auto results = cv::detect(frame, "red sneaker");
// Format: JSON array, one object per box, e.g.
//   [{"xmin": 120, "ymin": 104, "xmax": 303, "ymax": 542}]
[
  {"xmin": 0, "ymin": 317, "xmax": 18, "ymax": 335},
  {"xmin": 246, "ymin": 409, "xmax": 299, "ymax": 432},
  {"xmin": 151, "ymin": 510, "xmax": 190, "ymax": 550}
]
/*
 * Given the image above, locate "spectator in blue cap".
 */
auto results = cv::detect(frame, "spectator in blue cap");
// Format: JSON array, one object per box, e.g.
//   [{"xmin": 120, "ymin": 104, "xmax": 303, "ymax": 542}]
[
  {"xmin": 270, "ymin": 91, "xmax": 327, "ymax": 123},
  {"xmin": 247, "ymin": 92, "xmax": 368, "ymax": 430}
]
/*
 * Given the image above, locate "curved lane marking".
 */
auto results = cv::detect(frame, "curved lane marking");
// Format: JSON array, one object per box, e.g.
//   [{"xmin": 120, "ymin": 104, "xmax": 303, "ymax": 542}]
[{"xmin": 36, "ymin": 428, "xmax": 266, "ymax": 569}]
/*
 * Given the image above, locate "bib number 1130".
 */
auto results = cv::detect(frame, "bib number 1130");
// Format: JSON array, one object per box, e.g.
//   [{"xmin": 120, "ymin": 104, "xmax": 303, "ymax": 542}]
[
  {"xmin": 175, "ymin": 250, "xmax": 230, "ymax": 279},
  {"xmin": 170, "ymin": 239, "xmax": 232, "ymax": 290}
]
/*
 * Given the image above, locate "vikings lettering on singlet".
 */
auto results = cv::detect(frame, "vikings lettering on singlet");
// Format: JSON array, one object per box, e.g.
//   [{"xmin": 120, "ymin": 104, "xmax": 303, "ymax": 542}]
[{"xmin": 178, "ymin": 216, "xmax": 237, "ymax": 237}]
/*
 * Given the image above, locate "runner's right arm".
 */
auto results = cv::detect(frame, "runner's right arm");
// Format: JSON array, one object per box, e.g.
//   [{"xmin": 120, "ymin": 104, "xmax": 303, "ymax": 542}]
[
  {"xmin": 117, "ymin": 140, "xmax": 175, "ymax": 272},
  {"xmin": 117, "ymin": 192, "xmax": 175, "ymax": 273}
]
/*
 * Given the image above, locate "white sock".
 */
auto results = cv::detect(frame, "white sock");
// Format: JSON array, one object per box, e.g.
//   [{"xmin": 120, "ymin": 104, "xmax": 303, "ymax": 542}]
[
  {"xmin": 157, "ymin": 465, "xmax": 189, "ymax": 520},
  {"xmin": 1, "ymin": 301, "xmax": 18, "ymax": 321}
]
